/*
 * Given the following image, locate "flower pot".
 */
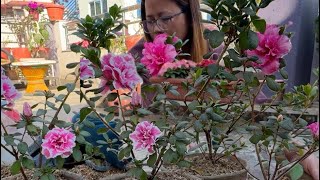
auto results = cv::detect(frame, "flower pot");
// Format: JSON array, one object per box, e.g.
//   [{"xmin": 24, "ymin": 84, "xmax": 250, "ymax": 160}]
[
  {"xmin": 149, "ymin": 77, "xmax": 239, "ymax": 103},
  {"xmin": 1, "ymin": 48, "xmax": 11, "ymax": 59},
  {"xmin": 11, "ymin": 47, "xmax": 32, "ymax": 61},
  {"xmin": 29, "ymin": 10, "xmax": 39, "ymax": 21},
  {"xmin": 125, "ymin": 35, "xmax": 143, "ymax": 51},
  {"xmin": 46, "ymin": 4, "xmax": 64, "ymax": 21},
  {"xmin": 163, "ymin": 153, "xmax": 248, "ymax": 180}
]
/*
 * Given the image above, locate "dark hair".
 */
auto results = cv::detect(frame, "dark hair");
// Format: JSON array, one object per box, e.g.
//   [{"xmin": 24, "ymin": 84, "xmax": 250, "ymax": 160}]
[{"xmin": 141, "ymin": 0, "xmax": 207, "ymax": 63}]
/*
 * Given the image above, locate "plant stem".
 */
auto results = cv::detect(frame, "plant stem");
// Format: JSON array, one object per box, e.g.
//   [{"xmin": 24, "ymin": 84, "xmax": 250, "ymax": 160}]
[
  {"xmin": 150, "ymin": 147, "xmax": 166, "ymax": 179},
  {"xmin": 1, "ymin": 143, "xmax": 15, "ymax": 156},
  {"xmin": 271, "ymin": 161, "xmax": 279, "ymax": 180},
  {"xmin": 204, "ymin": 130, "xmax": 213, "ymax": 162},
  {"xmin": 233, "ymin": 154, "xmax": 260, "ymax": 180},
  {"xmin": 116, "ymin": 90, "xmax": 136, "ymax": 159},
  {"xmin": 255, "ymin": 144, "xmax": 268, "ymax": 180},
  {"xmin": 276, "ymin": 147, "xmax": 317, "ymax": 179},
  {"xmin": 48, "ymin": 75, "xmax": 80, "ymax": 130},
  {"xmin": 267, "ymin": 125, "xmax": 279, "ymax": 180},
  {"xmin": 1, "ymin": 122, "xmax": 28, "ymax": 179},
  {"xmin": 80, "ymin": 90, "xmax": 120, "ymax": 137}
]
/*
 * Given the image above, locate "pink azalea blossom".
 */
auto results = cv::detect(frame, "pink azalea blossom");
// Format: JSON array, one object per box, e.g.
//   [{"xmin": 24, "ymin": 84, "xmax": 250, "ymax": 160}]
[
  {"xmin": 246, "ymin": 24, "xmax": 292, "ymax": 75},
  {"xmin": 129, "ymin": 121, "xmax": 161, "ymax": 153},
  {"xmin": 1, "ymin": 71, "xmax": 21, "ymax": 103},
  {"xmin": 131, "ymin": 90, "xmax": 142, "ymax": 106},
  {"xmin": 307, "ymin": 122, "xmax": 319, "ymax": 139},
  {"xmin": 198, "ymin": 59, "xmax": 216, "ymax": 67},
  {"xmin": 100, "ymin": 53, "xmax": 142, "ymax": 92},
  {"xmin": 80, "ymin": 58, "xmax": 95, "ymax": 80},
  {"xmin": 141, "ymin": 34, "xmax": 178, "ymax": 76},
  {"xmin": 2, "ymin": 109, "xmax": 20, "ymax": 123},
  {"xmin": 153, "ymin": 33, "xmax": 179, "ymax": 44},
  {"xmin": 41, "ymin": 127, "xmax": 76, "ymax": 159},
  {"xmin": 81, "ymin": 40, "xmax": 90, "ymax": 48},
  {"xmin": 23, "ymin": 102, "xmax": 33, "ymax": 117},
  {"xmin": 158, "ymin": 59, "xmax": 196, "ymax": 76}
]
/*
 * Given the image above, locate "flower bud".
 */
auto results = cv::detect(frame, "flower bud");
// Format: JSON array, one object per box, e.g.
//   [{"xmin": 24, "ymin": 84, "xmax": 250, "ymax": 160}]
[
  {"xmin": 277, "ymin": 114, "xmax": 283, "ymax": 122},
  {"xmin": 131, "ymin": 91, "xmax": 142, "ymax": 106},
  {"xmin": 23, "ymin": 102, "xmax": 33, "ymax": 117}
]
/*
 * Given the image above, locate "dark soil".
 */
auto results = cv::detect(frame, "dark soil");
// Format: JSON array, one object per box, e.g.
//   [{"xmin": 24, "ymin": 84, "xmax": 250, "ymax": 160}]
[
  {"xmin": 1, "ymin": 164, "xmax": 126, "ymax": 180},
  {"xmin": 124, "ymin": 171, "xmax": 197, "ymax": 180},
  {"xmin": 164, "ymin": 154, "xmax": 244, "ymax": 177}
]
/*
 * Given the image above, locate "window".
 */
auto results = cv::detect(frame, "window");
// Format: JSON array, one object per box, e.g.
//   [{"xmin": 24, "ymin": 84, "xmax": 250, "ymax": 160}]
[
  {"xmin": 89, "ymin": 0, "xmax": 106, "ymax": 16},
  {"xmin": 137, "ymin": 0, "xmax": 141, "ymax": 18}
]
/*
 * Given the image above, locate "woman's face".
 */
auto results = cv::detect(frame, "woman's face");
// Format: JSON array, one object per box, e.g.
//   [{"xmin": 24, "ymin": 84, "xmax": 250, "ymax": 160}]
[{"xmin": 144, "ymin": 0, "xmax": 189, "ymax": 41}]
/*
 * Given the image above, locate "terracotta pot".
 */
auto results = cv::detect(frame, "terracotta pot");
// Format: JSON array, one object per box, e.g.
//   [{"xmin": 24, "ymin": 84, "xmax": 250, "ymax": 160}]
[
  {"xmin": 29, "ymin": 10, "xmax": 39, "ymax": 21},
  {"xmin": 149, "ymin": 77, "xmax": 238, "ymax": 103},
  {"xmin": 11, "ymin": 47, "xmax": 31, "ymax": 61},
  {"xmin": 46, "ymin": 4, "xmax": 64, "ymax": 21},
  {"xmin": 125, "ymin": 35, "xmax": 143, "ymax": 50}
]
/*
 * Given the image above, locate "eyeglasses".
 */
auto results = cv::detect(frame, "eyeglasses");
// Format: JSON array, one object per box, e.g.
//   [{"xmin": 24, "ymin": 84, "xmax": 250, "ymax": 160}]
[{"xmin": 140, "ymin": 11, "xmax": 184, "ymax": 34}]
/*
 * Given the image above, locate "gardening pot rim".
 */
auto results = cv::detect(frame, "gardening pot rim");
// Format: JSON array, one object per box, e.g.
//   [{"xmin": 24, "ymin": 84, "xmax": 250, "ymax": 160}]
[{"xmin": 45, "ymin": 4, "xmax": 64, "ymax": 8}]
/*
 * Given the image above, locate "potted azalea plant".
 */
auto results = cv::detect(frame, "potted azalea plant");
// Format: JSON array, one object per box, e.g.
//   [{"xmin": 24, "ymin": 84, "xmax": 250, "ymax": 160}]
[{"xmin": 24, "ymin": 1, "xmax": 45, "ymax": 21}]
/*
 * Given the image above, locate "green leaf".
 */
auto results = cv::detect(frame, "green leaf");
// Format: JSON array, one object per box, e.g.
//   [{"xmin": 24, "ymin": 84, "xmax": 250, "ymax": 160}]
[
  {"xmin": 249, "ymin": 134, "xmax": 263, "ymax": 144},
  {"xmin": 163, "ymin": 149, "xmax": 177, "ymax": 163},
  {"xmin": 266, "ymin": 77, "xmax": 280, "ymax": 91},
  {"xmin": 36, "ymin": 109, "xmax": 47, "ymax": 116},
  {"xmin": 10, "ymin": 160, "xmax": 21, "ymax": 175},
  {"xmin": 280, "ymin": 69, "xmax": 288, "ymax": 79},
  {"xmin": 252, "ymin": 19, "xmax": 266, "ymax": 33},
  {"xmin": 55, "ymin": 156, "xmax": 65, "ymax": 169},
  {"xmin": 239, "ymin": 30, "xmax": 259, "ymax": 50},
  {"xmin": 288, "ymin": 164, "xmax": 304, "ymax": 180},
  {"xmin": 177, "ymin": 160, "xmax": 192, "ymax": 167},
  {"xmin": 128, "ymin": 167, "xmax": 148, "ymax": 180},
  {"xmin": 63, "ymin": 104, "xmax": 71, "ymax": 114},
  {"xmin": 27, "ymin": 124, "xmax": 38, "ymax": 134},
  {"xmin": 118, "ymin": 145, "xmax": 132, "ymax": 159},
  {"xmin": 207, "ymin": 64, "xmax": 220, "ymax": 78},
  {"xmin": 137, "ymin": 108, "xmax": 153, "ymax": 115},
  {"xmin": 280, "ymin": 119, "xmax": 294, "ymax": 131},
  {"xmin": 176, "ymin": 141, "xmax": 187, "ymax": 155},
  {"xmin": 80, "ymin": 107, "xmax": 92, "ymax": 122},
  {"xmin": 66, "ymin": 62, "xmax": 79, "ymax": 69},
  {"xmin": 76, "ymin": 135, "xmax": 87, "ymax": 144},
  {"xmin": 4, "ymin": 135, "xmax": 16, "ymax": 146},
  {"xmin": 104, "ymin": 113, "xmax": 114, "ymax": 122},
  {"xmin": 17, "ymin": 142, "xmax": 28, "ymax": 154},
  {"xmin": 46, "ymin": 101, "xmax": 57, "ymax": 110},
  {"xmin": 73, "ymin": 148, "xmax": 83, "ymax": 162},
  {"xmin": 203, "ymin": 29, "xmax": 225, "ymax": 48},
  {"xmin": 147, "ymin": 153, "xmax": 157, "ymax": 167},
  {"xmin": 66, "ymin": 83, "xmax": 76, "ymax": 93},
  {"xmin": 80, "ymin": 130, "xmax": 91, "ymax": 137},
  {"xmin": 107, "ymin": 93, "xmax": 118, "ymax": 101},
  {"xmin": 21, "ymin": 157, "xmax": 34, "ymax": 169},
  {"xmin": 97, "ymin": 127, "xmax": 108, "ymax": 134},
  {"xmin": 57, "ymin": 85, "xmax": 66, "ymax": 91}
]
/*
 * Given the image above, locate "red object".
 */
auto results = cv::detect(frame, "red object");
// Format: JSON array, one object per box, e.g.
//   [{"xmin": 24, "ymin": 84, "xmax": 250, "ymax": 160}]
[
  {"xmin": 1, "ymin": 48, "xmax": 12, "ymax": 59},
  {"xmin": 46, "ymin": 4, "xmax": 64, "ymax": 21},
  {"xmin": 11, "ymin": 48, "xmax": 32, "ymax": 61},
  {"xmin": 29, "ymin": 10, "xmax": 39, "ymax": 21},
  {"xmin": 125, "ymin": 35, "xmax": 143, "ymax": 50}
]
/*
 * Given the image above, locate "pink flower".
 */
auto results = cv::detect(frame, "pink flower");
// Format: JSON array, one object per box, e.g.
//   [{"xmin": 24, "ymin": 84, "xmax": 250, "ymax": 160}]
[
  {"xmin": 100, "ymin": 53, "xmax": 142, "ymax": 92},
  {"xmin": 131, "ymin": 90, "xmax": 142, "ymax": 106},
  {"xmin": 153, "ymin": 33, "xmax": 179, "ymax": 44},
  {"xmin": 246, "ymin": 24, "xmax": 292, "ymax": 75},
  {"xmin": 129, "ymin": 121, "xmax": 161, "ymax": 153},
  {"xmin": 2, "ymin": 109, "xmax": 21, "ymax": 123},
  {"xmin": 198, "ymin": 59, "xmax": 216, "ymax": 67},
  {"xmin": 80, "ymin": 58, "xmax": 95, "ymax": 80},
  {"xmin": 81, "ymin": 40, "xmax": 90, "ymax": 48},
  {"xmin": 141, "ymin": 34, "xmax": 178, "ymax": 76},
  {"xmin": 41, "ymin": 127, "xmax": 76, "ymax": 159},
  {"xmin": 1, "ymin": 72, "xmax": 21, "ymax": 103},
  {"xmin": 23, "ymin": 102, "xmax": 33, "ymax": 117},
  {"xmin": 307, "ymin": 122, "xmax": 319, "ymax": 139},
  {"xmin": 158, "ymin": 59, "xmax": 196, "ymax": 76}
]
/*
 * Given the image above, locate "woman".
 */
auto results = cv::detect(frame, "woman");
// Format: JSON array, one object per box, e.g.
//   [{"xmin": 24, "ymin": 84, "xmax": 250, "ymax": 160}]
[{"xmin": 129, "ymin": 0, "xmax": 209, "ymax": 63}]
